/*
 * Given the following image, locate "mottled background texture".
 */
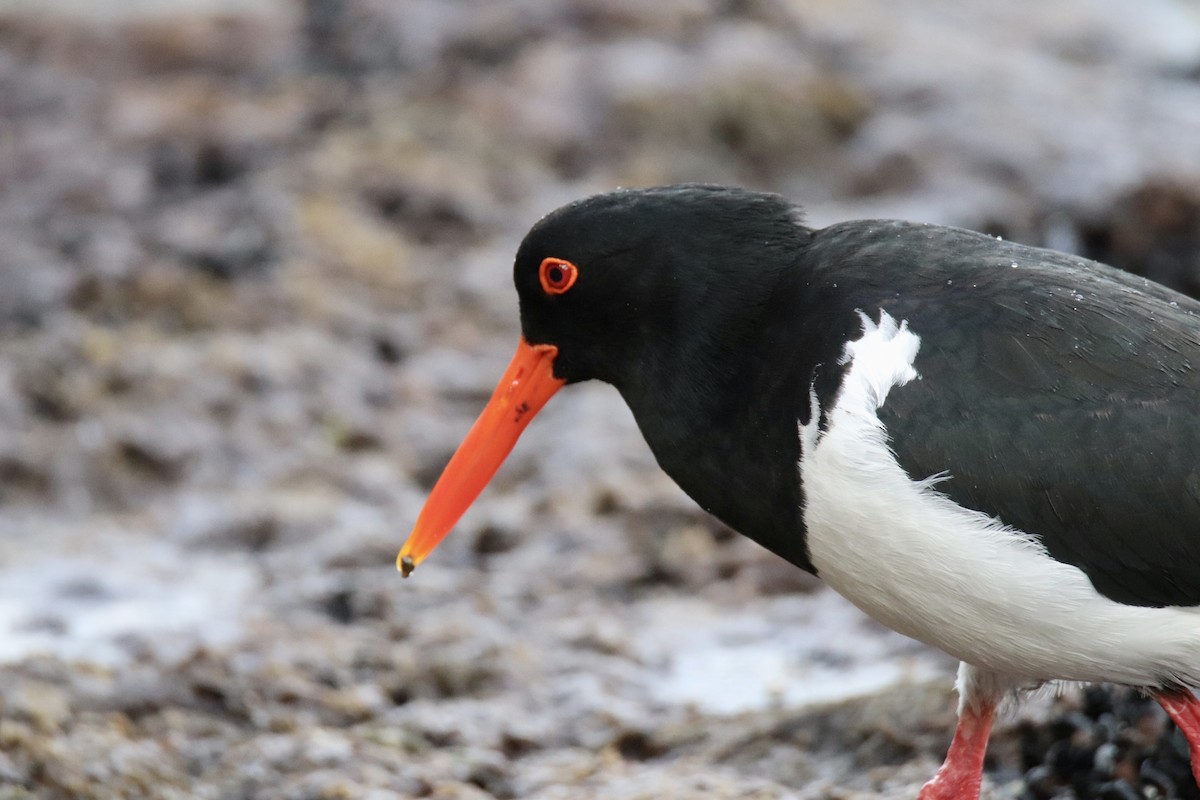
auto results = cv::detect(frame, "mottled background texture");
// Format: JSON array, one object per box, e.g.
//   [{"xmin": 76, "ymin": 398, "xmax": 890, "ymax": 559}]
[{"xmin": 2, "ymin": 1, "xmax": 1200, "ymax": 798}]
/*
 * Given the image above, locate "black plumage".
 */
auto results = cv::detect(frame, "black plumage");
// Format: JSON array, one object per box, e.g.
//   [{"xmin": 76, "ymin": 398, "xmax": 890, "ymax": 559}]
[{"xmin": 515, "ymin": 184, "xmax": 1200, "ymax": 608}]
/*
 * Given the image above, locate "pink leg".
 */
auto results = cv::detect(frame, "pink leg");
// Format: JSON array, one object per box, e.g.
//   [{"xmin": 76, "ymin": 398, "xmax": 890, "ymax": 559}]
[
  {"xmin": 917, "ymin": 700, "xmax": 996, "ymax": 800},
  {"xmin": 1155, "ymin": 690, "xmax": 1200, "ymax": 789}
]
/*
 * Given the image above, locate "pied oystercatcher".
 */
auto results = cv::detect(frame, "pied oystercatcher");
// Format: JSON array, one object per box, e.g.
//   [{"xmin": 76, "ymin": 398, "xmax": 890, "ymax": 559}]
[{"xmin": 398, "ymin": 184, "xmax": 1200, "ymax": 799}]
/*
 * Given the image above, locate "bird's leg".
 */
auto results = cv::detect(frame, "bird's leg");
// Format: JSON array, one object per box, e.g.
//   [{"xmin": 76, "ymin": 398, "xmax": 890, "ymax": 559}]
[
  {"xmin": 1155, "ymin": 689, "xmax": 1200, "ymax": 788},
  {"xmin": 918, "ymin": 664, "xmax": 1007, "ymax": 800},
  {"xmin": 917, "ymin": 705, "xmax": 994, "ymax": 800}
]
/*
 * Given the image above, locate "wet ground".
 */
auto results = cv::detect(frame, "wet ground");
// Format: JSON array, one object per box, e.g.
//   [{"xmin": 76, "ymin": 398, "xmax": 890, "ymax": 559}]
[{"xmin": 2, "ymin": 1, "xmax": 1200, "ymax": 798}]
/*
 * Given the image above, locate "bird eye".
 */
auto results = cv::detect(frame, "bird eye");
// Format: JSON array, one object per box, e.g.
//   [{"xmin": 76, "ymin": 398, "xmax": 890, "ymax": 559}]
[{"xmin": 539, "ymin": 258, "xmax": 578, "ymax": 295}]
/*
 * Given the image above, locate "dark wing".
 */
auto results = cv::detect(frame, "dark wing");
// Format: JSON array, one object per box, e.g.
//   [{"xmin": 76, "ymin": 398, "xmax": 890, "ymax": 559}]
[{"xmin": 815, "ymin": 221, "xmax": 1200, "ymax": 608}]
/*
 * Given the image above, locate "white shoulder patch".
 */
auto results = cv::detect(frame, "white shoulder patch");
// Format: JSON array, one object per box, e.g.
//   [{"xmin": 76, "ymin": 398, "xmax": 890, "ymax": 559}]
[
  {"xmin": 837, "ymin": 310, "xmax": 921, "ymax": 409},
  {"xmin": 800, "ymin": 309, "xmax": 920, "ymax": 456}
]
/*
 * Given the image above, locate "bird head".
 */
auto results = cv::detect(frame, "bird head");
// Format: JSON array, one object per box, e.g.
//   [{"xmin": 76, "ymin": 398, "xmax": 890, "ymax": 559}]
[{"xmin": 397, "ymin": 184, "xmax": 806, "ymax": 575}]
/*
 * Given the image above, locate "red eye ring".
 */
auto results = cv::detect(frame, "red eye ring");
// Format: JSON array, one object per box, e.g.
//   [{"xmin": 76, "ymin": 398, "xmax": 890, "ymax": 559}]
[{"xmin": 539, "ymin": 258, "xmax": 579, "ymax": 295}]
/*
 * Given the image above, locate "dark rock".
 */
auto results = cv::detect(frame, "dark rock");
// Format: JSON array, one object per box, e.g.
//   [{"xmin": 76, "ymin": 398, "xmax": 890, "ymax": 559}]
[
  {"xmin": 0, "ymin": 453, "xmax": 52, "ymax": 503},
  {"xmin": 1078, "ymin": 182, "xmax": 1200, "ymax": 299},
  {"xmin": 361, "ymin": 181, "xmax": 484, "ymax": 247},
  {"xmin": 154, "ymin": 188, "xmax": 280, "ymax": 280}
]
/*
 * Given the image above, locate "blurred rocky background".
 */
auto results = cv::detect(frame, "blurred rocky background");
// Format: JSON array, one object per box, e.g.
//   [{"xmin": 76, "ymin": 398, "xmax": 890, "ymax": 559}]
[{"xmin": 1, "ymin": 1, "xmax": 1199, "ymax": 798}]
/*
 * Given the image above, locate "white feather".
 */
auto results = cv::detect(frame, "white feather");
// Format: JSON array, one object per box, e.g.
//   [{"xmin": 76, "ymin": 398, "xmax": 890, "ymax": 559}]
[{"xmin": 800, "ymin": 309, "xmax": 1200, "ymax": 688}]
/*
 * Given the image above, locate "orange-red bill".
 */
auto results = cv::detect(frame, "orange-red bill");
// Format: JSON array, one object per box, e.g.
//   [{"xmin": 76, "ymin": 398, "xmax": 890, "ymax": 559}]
[{"xmin": 398, "ymin": 338, "xmax": 565, "ymax": 576}]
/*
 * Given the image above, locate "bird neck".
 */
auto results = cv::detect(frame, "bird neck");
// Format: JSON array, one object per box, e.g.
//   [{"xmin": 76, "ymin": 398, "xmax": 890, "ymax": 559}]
[{"xmin": 615, "ymin": 256, "xmax": 837, "ymax": 574}]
